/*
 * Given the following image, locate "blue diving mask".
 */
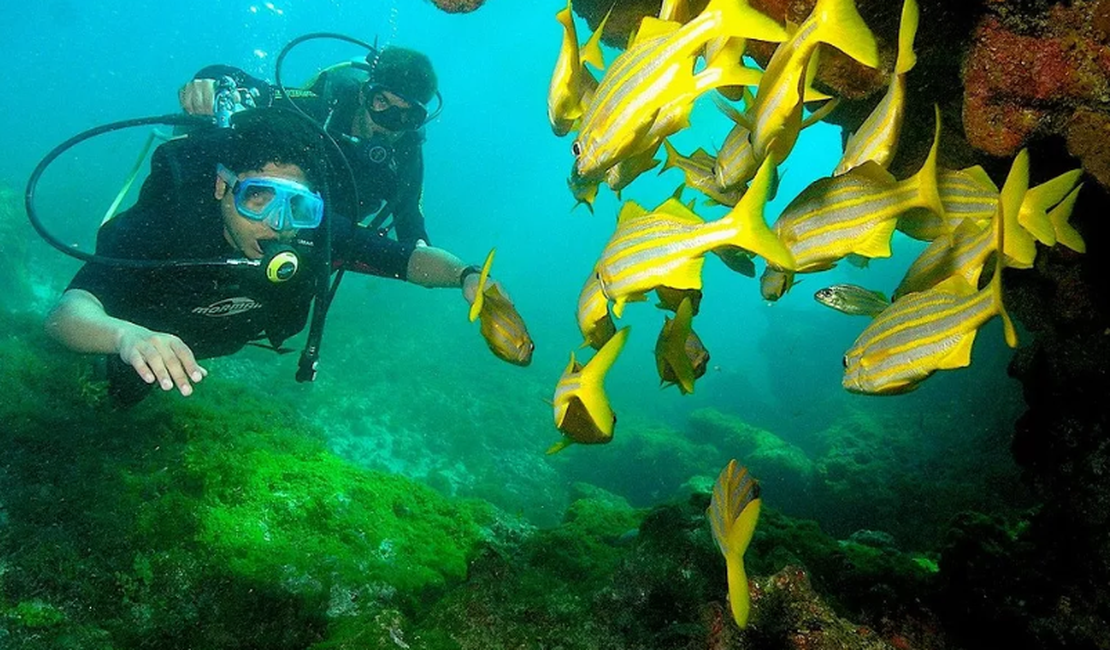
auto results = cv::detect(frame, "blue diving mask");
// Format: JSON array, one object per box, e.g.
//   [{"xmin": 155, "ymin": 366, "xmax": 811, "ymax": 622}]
[{"xmin": 217, "ymin": 164, "xmax": 325, "ymax": 230}]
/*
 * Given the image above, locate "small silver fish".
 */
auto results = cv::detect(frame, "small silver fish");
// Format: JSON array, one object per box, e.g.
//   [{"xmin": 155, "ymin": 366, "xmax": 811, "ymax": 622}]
[{"xmin": 813, "ymin": 284, "xmax": 890, "ymax": 317}]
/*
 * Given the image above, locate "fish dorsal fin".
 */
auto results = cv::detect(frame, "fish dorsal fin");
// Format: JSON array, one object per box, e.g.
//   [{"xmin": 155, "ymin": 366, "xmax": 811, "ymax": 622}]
[
  {"xmin": 581, "ymin": 6, "xmax": 612, "ymax": 70},
  {"xmin": 631, "ymin": 16, "xmax": 680, "ymax": 48},
  {"xmin": 616, "ymin": 200, "xmax": 650, "ymax": 225},
  {"xmin": 961, "ymin": 165, "xmax": 998, "ymax": 193},
  {"xmin": 691, "ymin": 148, "xmax": 717, "ymax": 167},
  {"xmin": 932, "ymin": 274, "xmax": 976, "ymax": 297},
  {"xmin": 468, "ymin": 248, "xmax": 495, "ymax": 322},
  {"xmin": 850, "ymin": 160, "xmax": 897, "ymax": 185},
  {"xmin": 655, "ymin": 197, "xmax": 705, "ymax": 224}
]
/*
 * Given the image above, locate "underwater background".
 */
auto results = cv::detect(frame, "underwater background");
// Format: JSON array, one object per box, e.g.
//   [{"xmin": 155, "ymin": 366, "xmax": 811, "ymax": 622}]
[{"xmin": 1, "ymin": 0, "xmax": 1095, "ymax": 648}]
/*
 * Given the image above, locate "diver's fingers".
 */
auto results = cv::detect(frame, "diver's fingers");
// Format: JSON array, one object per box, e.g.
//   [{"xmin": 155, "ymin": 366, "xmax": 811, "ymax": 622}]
[
  {"xmin": 152, "ymin": 336, "xmax": 195, "ymax": 397},
  {"xmin": 123, "ymin": 344, "xmax": 157, "ymax": 385},
  {"xmin": 169, "ymin": 338, "xmax": 206, "ymax": 385},
  {"xmin": 179, "ymin": 79, "xmax": 217, "ymax": 116}
]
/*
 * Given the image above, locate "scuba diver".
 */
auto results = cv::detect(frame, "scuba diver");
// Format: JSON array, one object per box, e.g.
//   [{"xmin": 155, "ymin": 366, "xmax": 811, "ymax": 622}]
[
  {"xmin": 178, "ymin": 44, "xmax": 439, "ymax": 249},
  {"xmin": 44, "ymin": 108, "xmax": 508, "ymax": 407}
]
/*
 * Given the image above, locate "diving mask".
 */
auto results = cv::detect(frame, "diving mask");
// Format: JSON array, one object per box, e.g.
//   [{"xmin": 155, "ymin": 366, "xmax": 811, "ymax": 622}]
[
  {"xmin": 217, "ymin": 164, "xmax": 324, "ymax": 230},
  {"xmin": 364, "ymin": 84, "xmax": 428, "ymax": 132}
]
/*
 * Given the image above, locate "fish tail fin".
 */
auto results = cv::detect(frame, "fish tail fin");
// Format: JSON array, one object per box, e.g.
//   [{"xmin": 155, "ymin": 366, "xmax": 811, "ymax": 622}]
[
  {"xmin": 895, "ymin": 0, "xmax": 919, "ymax": 75},
  {"xmin": 724, "ymin": 499, "xmax": 761, "ymax": 628},
  {"xmin": 1021, "ymin": 168, "xmax": 1082, "ymax": 246},
  {"xmin": 468, "ymin": 248, "xmax": 496, "ymax": 322},
  {"xmin": 994, "ymin": 150, "xmax": 1027, "ymax": 349},
  {"xmin": 666, "ymin": 298, "xmax": 697, "ymax": 394},
  {"xmin": 704, "ymin": 0, "xmax": 787, "ymax": 43},
  {"xmin": 582, "ymin": 325, "xmax": 629, "ymax": 384},
  {"xmin": 581, "ymin": 6, "xmax": 612, "ymax": 70},
  {"xmin": 811, "ymin": 0, "xmax": 880, "ymax": 68},
  {"xmin": 1051, "ymin": 184, "xmax": 1085, "ymax": 253},
  {"xmin": 911, "ymin": 105, "xmax": 945, "ymax": 219},
  {"xmin": 722, "ymin": 156, "xmax": 796, "ymax": 271},
  {"xmin": 661, "ymin": 139, "xmax": 682, "ymax": 174}
]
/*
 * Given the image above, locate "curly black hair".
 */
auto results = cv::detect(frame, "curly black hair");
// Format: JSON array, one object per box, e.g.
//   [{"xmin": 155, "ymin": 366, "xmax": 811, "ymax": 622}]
[
  {"xmin": 369, "ymin": 46, "xmax": 438, "ymax": 105},
  {"xmin": 223, "ymin": 108, "xmax": 329, "ymax": 190}
]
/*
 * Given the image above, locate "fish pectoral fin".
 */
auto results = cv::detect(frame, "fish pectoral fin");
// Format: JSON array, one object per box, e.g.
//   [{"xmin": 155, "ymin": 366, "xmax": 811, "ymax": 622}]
[
  {"xmin": 852, "ymin": 219, "xmax": 898, "ymax": 259},
  {"xmin": 546, "ymin": 437, "xmax": 575, "ymax": 455},
  {"xmin": 937, "ymin": 331, "xmax": 977, "ymax": 370}
]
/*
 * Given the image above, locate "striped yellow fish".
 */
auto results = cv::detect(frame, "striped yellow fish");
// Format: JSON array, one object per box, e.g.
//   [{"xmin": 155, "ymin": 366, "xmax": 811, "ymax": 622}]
[
  {"xmin": 707, "ymin": 460, "xmax": 762, "ymax": 629},
  {"xmin": 577, "ymin": 272, "xmax": 616, "ymax": 350},
  {"xmin": 573, "ymin": 0, "xmax": 783, "ymax": 179},
  {"xmin": 834, "ymin": 0, "xmax": 918, "ymax": 175},
  {"xmin": 770, "ymin": 106, "xmax": 943, "ymax": 278},
  {"xmin": 654, "ymin": 296, "xmax": 708, "ymax": 394},
  {"xmin": 814, "ymin": 283, "xmax": 890, "ymax": 316},
  {"xmin": 548, "ymin": 0, "xmax": 608, "ymax": 137},
  {"xmin": 597, "ymin": 156, "xmax": 795, "ymax": 317},
  {"xmin": 661, "ymin": 140, "xmax": 744, "ymax": 207},
  {"xmin": 842, "ymin": 150, "xmax": 1027, "ymax": 395},
  {"xmin": 894, "ymin": 217, "xmax": 993, "ymax": 300},
  {"xmin": 896, "ymin": 166, "xmax": 997, "ymax": 241},
  {"xmin": 748, "ymin": 0, "xmax": 880, "ymax": 165},
  {"xmin": 549, "ymin": 326, "xmax": 630, "ymax": 454},
  {"xmin": 468, "ymin": 249, "xmax": 535, "ymax": 366}
]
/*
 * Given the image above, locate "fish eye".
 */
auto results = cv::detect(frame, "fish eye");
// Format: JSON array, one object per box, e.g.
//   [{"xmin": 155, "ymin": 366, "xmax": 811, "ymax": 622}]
[
  {"xmin": 842, "ymin": 356, "xmax": 849, "ymax": 368},
  {"xmin": 572, "ymin": 141, "xmax": 582, "ymax": 157}
]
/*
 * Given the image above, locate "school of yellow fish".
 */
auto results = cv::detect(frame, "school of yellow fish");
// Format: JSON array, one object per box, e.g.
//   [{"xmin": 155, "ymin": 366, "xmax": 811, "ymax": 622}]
[{"xmin": 543, "ymin": 0, "xmax": 1088, "ymax": 625}]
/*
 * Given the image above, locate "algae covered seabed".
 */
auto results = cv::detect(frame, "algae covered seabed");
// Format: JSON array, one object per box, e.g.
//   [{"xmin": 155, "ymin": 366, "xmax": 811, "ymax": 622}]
[{"xmin": 0, "ymin": 181, "xmax": 1039, "ymax": 650}]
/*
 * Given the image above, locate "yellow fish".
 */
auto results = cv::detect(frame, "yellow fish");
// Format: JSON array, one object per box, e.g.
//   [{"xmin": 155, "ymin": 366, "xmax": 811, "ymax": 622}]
[
  {"xmin": 548, "ymin": 1, "xmax": 608, "ymax": 137},
  {"xmin": 549, "ymin": 326, "xmax": 630, "ymax": 454},
  {"xmin": 655, "ymin": 296, "xmax": 708, "ymax": 394},
  {"xmin": 707, "ymin": 460, "xmax": 762, "ymax": 629},
  {"xmin": 834, "ymin": 0, "xmax": 918, "ymax": 175},
  {"xmin": 897, "ymin": 166, "xmax": 1082, "ymax": 261},
  {"xmin": 597, "ymin": 156, "xmax": 794, "ymax": 317},
  {"xmin": 660, "ymin": 140, "xmax": 744, "ymax": 207},
  {"xmin": 573, "ymin": 0, "xmax": 782, "ymax": 179},
  {"xmin": 770, "ymin": 106, "xmax": 943, "ymax": 276},
  {"xmin": 577, "ymin": 272, "xmax": 616, "ymax": 350},
  {"xmin": 469, "ymin": 249, "xmax": 535, "ymax": 366},
  {"xmin": 567, "ymin": 162, "xmax": 600, "ymax": 213},
  {"xmin": 748, "ymin": 0, "xmax": 880, "ymax": 164},
  {"xmin": 842, "ymin": 150, "xmax": 1026, "ymax": 395}
]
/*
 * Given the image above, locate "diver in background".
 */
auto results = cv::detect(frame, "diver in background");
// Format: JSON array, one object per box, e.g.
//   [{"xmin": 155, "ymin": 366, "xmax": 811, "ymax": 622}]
[
  {"xmin": 44, "ymin": 109, "xmax": 502, "ymax": 407},
  {"xmin": 178, "ymin": 46, "xmax": 439, "ymax": 252}
]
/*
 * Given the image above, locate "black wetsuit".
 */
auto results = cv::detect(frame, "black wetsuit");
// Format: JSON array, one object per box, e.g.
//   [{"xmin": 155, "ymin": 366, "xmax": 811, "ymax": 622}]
[
  {"xmin": 195, "ymin": 64, "xmax": 431, "ymax": 248},
  {"xmin": 66, "ymin": 128, "xmax": 411, "ymax": 405}
]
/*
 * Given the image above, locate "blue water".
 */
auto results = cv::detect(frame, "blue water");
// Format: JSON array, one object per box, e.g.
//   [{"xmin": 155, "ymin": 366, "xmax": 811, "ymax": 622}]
[{"xmin": 2, "ymin": 0, "xmax": 1024, "ymax": 536}]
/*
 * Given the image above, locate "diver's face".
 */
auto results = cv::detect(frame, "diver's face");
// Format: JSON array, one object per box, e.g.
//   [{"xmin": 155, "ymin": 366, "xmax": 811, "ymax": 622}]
[
  {"xmin": 357, "ymin": 88, "xmax": 413, "ymax": 138},
  {"xmin": 216, "ymin": 162, "xmax": 306, "ymax": 260}
]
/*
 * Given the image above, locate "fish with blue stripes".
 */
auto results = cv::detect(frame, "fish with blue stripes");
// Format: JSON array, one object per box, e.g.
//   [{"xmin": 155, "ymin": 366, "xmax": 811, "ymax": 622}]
[
  {"xmin": 468, "ymin": 249, "xmax": 535, "ymax": 366},
  {"xmin": 549, "ymin": 326, "xmax": 630, "ymax": 454},
  {"xmin": 573, "ymin": 0, "xmax": 782, "ymax": 179},
  {"xmin": 747, "ymin": 0, "xmax": 880, "ymax": 165},
  {"xmin": 835, "ymin": 0, "xmax": 918, "ymax": 175},
  {"xmin": 596, "ymin": 156, "xmax": 794, "ymax": 317},
  {"xmin": 841, "ymin": 150, "xmax": 1027, "ymax": 395},
  {"xmin": 548, "ymin": 0, "xmax": 608, "ymax": 137},
  {"xmin": 762, "ymin": 106, "xmax": 943, "ymax": 300},
  {"xmin": 707, "ymin": 460, "xmax": 762, "ymax": 629}
]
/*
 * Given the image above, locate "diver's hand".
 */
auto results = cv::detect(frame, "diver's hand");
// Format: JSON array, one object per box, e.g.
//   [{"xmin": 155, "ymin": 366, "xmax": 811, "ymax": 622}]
[
  {"xmin": 178, "ymin": 79, "xmax": 240, "ymax": 116},
  {"xmin": 116, "ymin": 324, "xmax": 208, "ymax": 397}
]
